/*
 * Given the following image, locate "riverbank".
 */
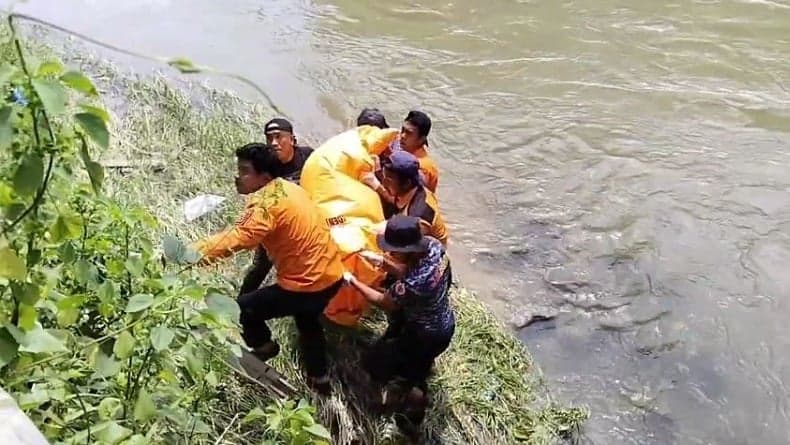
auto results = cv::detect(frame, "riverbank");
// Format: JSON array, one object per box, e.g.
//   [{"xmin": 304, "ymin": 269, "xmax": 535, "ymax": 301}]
[{"xmin": 5, "ymin": 22, "xmax": 587, "ymax": 444}]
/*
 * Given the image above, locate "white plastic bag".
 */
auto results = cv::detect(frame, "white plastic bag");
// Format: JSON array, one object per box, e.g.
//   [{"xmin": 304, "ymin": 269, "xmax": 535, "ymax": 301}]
[{"xmin": 183, "ymin": 194, "xmax": 227, "ymax": 222}]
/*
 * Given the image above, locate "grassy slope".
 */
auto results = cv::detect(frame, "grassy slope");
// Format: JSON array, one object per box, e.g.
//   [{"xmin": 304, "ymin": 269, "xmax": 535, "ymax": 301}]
[{"xmin": 5, "ymin": 24, "xmax": 587, "ymax": 444}]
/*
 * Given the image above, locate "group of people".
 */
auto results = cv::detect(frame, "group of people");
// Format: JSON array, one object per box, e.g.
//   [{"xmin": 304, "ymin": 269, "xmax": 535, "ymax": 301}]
[{"xmin": 190, "ymin": 108, "xmax": 455, "ymax": 423}]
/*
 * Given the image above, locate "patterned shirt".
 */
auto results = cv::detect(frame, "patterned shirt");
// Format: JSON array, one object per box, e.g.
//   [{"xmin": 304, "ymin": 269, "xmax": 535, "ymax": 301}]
[{"xmin": 389, "ymin": 237, "xmax": 455, "ymax": 337}]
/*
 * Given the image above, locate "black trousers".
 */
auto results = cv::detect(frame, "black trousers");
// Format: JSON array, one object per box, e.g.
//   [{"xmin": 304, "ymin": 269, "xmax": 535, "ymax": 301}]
[
  {"xmin": 237, "ymin": 279, "xmax": 343, "ymax": 377},
  {"xmin": 364, "ymin": 320, "xmax": 454, "ymax": 391}
]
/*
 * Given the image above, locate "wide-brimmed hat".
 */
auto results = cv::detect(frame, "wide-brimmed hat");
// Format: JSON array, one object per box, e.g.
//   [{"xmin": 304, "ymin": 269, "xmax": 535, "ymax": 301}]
[{"xmin": 376, "ymin": 215, "xmax": 430, "ymax": 253}]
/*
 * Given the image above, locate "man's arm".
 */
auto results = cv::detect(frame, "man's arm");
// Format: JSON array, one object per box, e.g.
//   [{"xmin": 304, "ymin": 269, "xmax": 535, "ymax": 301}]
[
  {"xmin": 191, "ymin": 206, "xmax": 274, "ymax": 265},
  {"xmin": 238, "ymin": 247, "xmax": 273, "ymax": 296},
  {"xmin": 346, "ymin": 275, "xmax": 398, "ymax": 312}
]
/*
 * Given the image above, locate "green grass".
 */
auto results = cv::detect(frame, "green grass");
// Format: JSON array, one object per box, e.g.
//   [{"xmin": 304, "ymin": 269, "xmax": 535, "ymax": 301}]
[{"xmin": 7, "ymin": 22, "xmax": 588, "ymax": 444}]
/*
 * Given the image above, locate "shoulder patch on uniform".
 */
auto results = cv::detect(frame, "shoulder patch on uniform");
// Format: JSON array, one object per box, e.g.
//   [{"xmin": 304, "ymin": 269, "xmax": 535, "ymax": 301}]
[{"xmin": 394, "ymin": 281, "xmax": 406, "ymax": 296}]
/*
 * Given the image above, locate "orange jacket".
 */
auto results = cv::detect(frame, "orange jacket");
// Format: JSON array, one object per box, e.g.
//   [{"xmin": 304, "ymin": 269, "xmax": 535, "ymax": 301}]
[
  {"xmin": 192, "ymin": 178, "xmax": 344, "ymax": 292},
  {"xmin": 413, "ymin": 146, "xmax": 439, "ymax": 193}
]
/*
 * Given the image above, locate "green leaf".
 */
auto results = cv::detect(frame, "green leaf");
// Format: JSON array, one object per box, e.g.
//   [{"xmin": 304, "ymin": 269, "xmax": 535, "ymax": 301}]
[
  {"xmin": 113, "ymin": 330, "xmax": 136, "ymax": 359},
  {"xmin": 205, "ymin": 370, "xmax": 218, "ymax": 387},
  {"xmin": 79, "ymin": 103, "xmax": 110, "ymax": 122},
  {"xmin": 241, "ymin": 407, "xmax": 266, "ymax": 425},
  {"xmin": 98, "ymin": 281, "xmax": 117, "ymax": 304},
  {"xmin": 204, "ymin": 293, "xmax": 240, "ymax": 324},
  {"xmin": 12, "ymin": 153, "xmax": 44, "ymax": 197},
  {"xmin": 0, "ymin": 63, "xmax": 18, "ymax": 85},
  {"xmin": 303, "ymin": 423, "xmax": 332, "ymax": 440},
  {"xmin": 55, "ymin": 295, "xmax": 85, "ymax": 327},
  {"xmin": 0, "ymin": 327, "xmax": 19, "ymax": 369},
  {"xmin": 31, "ymin": 78, "xmax": 67, "ymax": 115},
  {"xmin": 73, "ymin": 259, "xmax": 99, "ymax": 285},
  {"xmin": 133, "ymin": 388, "xmax": 157, "ymax": 422},
  {"xmin": 60, "ymin": 71, "xmax": 98, "ymax": 96},
  {"xmin": 0, "ymin": 247, "xmax": 26, "ymax": 281},
  {"xmin": 0, "ymin": 106, "xmax": 13, "ymax": 151},
  {"xmin": 18, "ymin": 323, "xmax": 68, "ymax": 353},
  {"xmin": 36, "ymin": 60, "xmax": 65, "ymax": 77},
  {"xmin": 95, "ymin": 421, "xmax": 133, "ymax": 445},
  {"xmin": 92, "ymin": 352, "xmax": 121, "ymax": 379},
  {"xmin": 98, "ymin": 397, "xmax": 123, "ymax": 420},
  {"xmin": 75, "ymin": 111, "xmax": 109, "ymax": 149},
  {"xmin": 167, "ymin": 57, "xmax": 201, "ymax": 74},
  {"xmin": 18, "ymin": 304, "xmax": 36, "ymax": 331},
  {"xmin": 125, "ymin": 255, "xmax": 144, "ymax": 277},
  {"xmin": 125, "ymin": 294, "xmax": 154, "ymax": 313},
  {"xmin": 50, "ymin": 212, "xmax": 82, "ymax": 242},
  {"xmin": 150, "ymin": 325, "xmax": 174, "ymax": 351},
  {"xmin": 80, "ymin": 141, "xmax": 105, "ymax": 194},
  {"xmin": 11, "ymin": 282, "xmax": 40, "ymax": 305},
  {"xmin": 182, "ymin": 343, "xmax": 203, "ymax": 379}
]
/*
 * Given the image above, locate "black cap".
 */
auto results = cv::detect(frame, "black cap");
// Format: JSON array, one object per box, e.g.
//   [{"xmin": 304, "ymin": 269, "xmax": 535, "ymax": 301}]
[
  {"xmin": 383, "ymin": 150, "xmax": 421, "ymax": 183},
  {"xmin": 377, "ymin": 215, "xmax": 430, "ymax": 253},
  {"xmin": 357, "ymin": 108, "xmax": 389, "ymax": 129},
  {"xmin": 264, "ymin": 118, "xmax": 293, "ymax": 134}
]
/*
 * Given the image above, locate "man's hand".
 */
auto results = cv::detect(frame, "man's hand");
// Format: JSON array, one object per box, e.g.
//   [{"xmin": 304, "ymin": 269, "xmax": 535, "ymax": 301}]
[{"xmin": 343, "ymin": 271, "xmax": 356, "ymax": 284}]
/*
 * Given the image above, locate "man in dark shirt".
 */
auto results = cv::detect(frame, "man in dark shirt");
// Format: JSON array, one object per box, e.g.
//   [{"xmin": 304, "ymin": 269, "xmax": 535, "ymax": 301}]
[{"xmin": 238, "ymin": 118, "xmax": 314, "ymax": 296}]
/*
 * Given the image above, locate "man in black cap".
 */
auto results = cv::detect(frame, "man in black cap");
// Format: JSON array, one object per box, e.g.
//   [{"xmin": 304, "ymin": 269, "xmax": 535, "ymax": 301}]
[
  {"xmin": 344, "ymin": 215, "xmax": 455, "ymax": 426},
  {"xmin": 239, "ymin": 118, "xmax": 315, "ymax": 297},
  {"xmin": 263, "ymin": 117, "xmax": 314, "ymax": 184},
  {"xmin": 356, "ymin": 107, "xmax": 389, "ymax": 129}
]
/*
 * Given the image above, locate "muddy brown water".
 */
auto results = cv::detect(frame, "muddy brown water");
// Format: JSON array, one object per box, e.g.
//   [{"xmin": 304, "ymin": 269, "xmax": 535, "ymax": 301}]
[{"xmin": 6, "ymin": 0, "xmax": 790, "ymax": 443}]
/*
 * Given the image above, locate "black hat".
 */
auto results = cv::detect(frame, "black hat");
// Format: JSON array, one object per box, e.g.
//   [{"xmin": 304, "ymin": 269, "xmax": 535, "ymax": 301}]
[
  {"xmin": 264, "ymin": 118, "xmax": 293, "ymax": 134},
  {"xmin": 357, "ymin": 108, "xmax": 389, "ymax": 129},
  {"xmin": 377, "ymin": 215, "xmax": 430, "ymax": 253}
]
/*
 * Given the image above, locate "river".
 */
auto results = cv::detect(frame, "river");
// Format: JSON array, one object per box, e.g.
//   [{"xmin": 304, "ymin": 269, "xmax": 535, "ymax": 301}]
[{"xmin": 5, "ymin": 0, "xmax": 790, "ymax": 443}]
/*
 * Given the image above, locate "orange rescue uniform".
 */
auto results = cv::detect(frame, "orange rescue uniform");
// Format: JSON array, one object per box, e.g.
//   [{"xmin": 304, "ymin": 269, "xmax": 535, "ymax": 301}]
[
  {"xmin": 192, "ymin": 178, "xmax": 344, "ymax": 292},
  {"xmin": 413, "ymin": 146, "xmax": 439, "ymax": 193}
]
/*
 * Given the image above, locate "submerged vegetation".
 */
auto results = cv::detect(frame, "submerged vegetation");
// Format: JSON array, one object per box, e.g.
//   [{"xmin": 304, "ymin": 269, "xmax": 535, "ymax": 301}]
[{"xmin": 0, "ymin": 15, "xmax": 587, "ymax": 445}]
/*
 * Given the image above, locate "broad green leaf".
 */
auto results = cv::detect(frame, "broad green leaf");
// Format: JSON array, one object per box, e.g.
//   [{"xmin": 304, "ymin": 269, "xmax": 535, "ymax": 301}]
[
  {"xmin": 113, "ymin": 330, "xmax": 136, "ymax": 359},
  {"xmin": 11, "ymin": 282, "xmax": 40, "ymax": 305},
  {"xmin": 60, "ymin": 71, "xmax": 98, "ymax": 96},
  {"xmin": 12, "ymin": 153, "xmax": 44, "ymax": 197},
  {"xmin": 98, "ymin": 397, "xmax": 123, "ymax": 420},
  {"xmin": 125, "ymin": 294, "xmax": 154, "ymax": 313},
  {"xmin": 75, "ymin": 111, "xmax": 109, "ymax": 149},
  {"xmin": 150, "ymin": 325, "xmax": 174, "ymax": 352},
  {"xmin": 80, "ymin": 133, "xmax": 105, "ymax": 194},
  {"xmin": 95, "ymin": 421, "xmax": 132, "ymax": 445},
  {"xmin": 181, "ymin": 343, "xmax": 203, "ymax": 379},
  {"xmin": 0, "ymin": 63, "xmax": 18, "ymax": 85},
  {"xmin": 162, "ymin": 235, "xmax": 186, "ymax": 264},
  {"xmin": 56, "ymin": 295, "xmax": 85, "ymax": 327},
  {"xmin": 0, "ymin": 183, "xmax": 13, "ymax": 206},
  {"xmin": 73, "ymin": 259, "xmax": 99, "ymax": 285},
  {"xmin": 98, "ymin": 281, "xmax": 117, "ymax": 304},
  {"xmin": 18, "ymin": 304, "xmax": 36, "ymax": 331},
  {"xmin": 36, "ymin": 60, "xmax": 65, "ymax": 77},
  {"xmin": 0, "ymin": 247, "xmax": 26, "ymax": 281},
  {"xmin": 167, "ymin": 57, "xmax": 201, "ymax": 74},
  {"xmin": 50, "ymin": 212, "xmax": 82, "ymax": 242},
  {"xmin": 242, "ymin": 407, "xmax": 266, "ymax": 425},
  {"xmin": 204, "ymin": 293, "xmax": 240, "ymax": 324},
  {"xmin": 303, "ymin": 423, "xmax": 332, "ymax": 440},
  {"xmin": 125, "ymin": 255, "xmax": 144, "ymax": 277},
  {"xmin": 0, "ymin": 106, "xmax": 13, "ymax": 150},
  {"xmin": 79, "ymin": 103, "xmax": 110, "ymax": 122},
  {"xmin": 133, "ymin": 388, "xmax": 157, "ymax": 422},
  {"xmin": 205, "ymin": 370, "xmax": 218, "ymax": 387},
  {"xmin": 92, "ymin": 353, "xmax": 121, "ymax": 379},
  {"xmin": 0, "ymin": 327, "xmax": 19, "ymax": 369},
  {"xmin": 31, "ymin": 78, "xmax": 67, "ymax": 115},
  {"xmin": 18, "ymin": 323, "xmax": 68, "ymax": 353}
]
